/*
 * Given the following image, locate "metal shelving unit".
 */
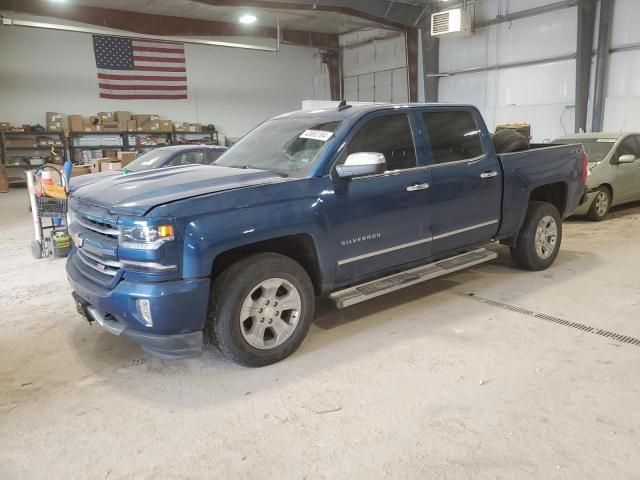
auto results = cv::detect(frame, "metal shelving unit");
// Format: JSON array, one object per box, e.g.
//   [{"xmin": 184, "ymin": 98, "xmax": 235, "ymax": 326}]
[
  {"xmin": 0, "ymin": 130, "xmax": 66, "ymax": 184},
  {"xmin": 0, "ymin": 128, "xmax": 220, "ymax": 182}
]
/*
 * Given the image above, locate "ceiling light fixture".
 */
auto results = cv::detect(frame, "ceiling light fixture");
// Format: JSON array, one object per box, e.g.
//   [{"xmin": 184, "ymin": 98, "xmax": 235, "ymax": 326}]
[{"xmin": 239, "ymin": 14, "xmax": 257, "ymax": 25}]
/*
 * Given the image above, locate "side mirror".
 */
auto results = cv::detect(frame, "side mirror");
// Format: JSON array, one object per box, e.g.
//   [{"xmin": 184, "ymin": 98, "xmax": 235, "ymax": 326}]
[
  {"xmin": 618, "ymin": 154, "xmax": 636, "ymax": 164},
  {"xmin": 335, "ymin": 152, "xmax": 386, "ymax": 179}
]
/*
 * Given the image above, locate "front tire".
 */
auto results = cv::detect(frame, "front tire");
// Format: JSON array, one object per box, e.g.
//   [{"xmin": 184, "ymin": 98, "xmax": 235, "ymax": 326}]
[
  {"xmin": 208, "ymin": 253, "xmax": 315, "ymax": 367},
  {"xmin": 510, "ymin": 201, "xmax": 562, "ymax": 271},
  {"xmin": 587, "ymin": 187, "xmax": 610, "ymax": 221}
]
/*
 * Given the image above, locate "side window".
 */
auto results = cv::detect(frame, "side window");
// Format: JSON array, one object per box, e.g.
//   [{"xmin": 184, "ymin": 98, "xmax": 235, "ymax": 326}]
[
  {"xmin": 206, "ymin": 149, "xmax": 224, "ymax": 164},
  {"xmin": 167, "ymin": 151, "xmax": 205, "ymax": 166},
  {"xmin": 341, "ymin": 114, "xmax": 417, "ymax": 172},
  {"xmin": 167, "ymin": 153, "xmax": 189, "ymax": 167},
  {"xmin": 191, "ymin": 151, "xmax": 207, "ymax": 165},
  {"xmin": 616, "ymin": 136, "xmax": 640, "ymax": 162},
  {"xmin": 422, "ymin": 111, "xmax": 484, "ymax": 164}
]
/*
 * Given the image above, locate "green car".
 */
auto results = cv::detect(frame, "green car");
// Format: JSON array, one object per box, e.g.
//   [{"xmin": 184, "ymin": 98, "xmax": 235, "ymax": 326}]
[{"xmin": 554, "ymin": 133, "xmax": 640, "ymax": 221}]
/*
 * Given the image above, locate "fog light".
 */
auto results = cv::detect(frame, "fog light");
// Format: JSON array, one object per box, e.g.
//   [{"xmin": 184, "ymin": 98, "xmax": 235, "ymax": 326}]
[{"xmin": 136, "ymin": 299, "xmax": 153, "ymax": 327}]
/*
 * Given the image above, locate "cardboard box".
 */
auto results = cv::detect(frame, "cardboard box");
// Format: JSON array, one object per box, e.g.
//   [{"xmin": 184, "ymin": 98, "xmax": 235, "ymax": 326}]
[
  {"xmin": 159, "ymin": 120, "xmax": 173, "ymax": 132},
  {"xmin": 100, "ymin": 161, "xmax": 122, "ymax": 172},
  {"xmin": 5, "ymin": 139, "xmax": 39, "ymax": 148},
  {"xmin": 139, "ymin": 119, "xmax": 160, "ymax": 131},
  {"xmin": 68, "ymin": 115, "xmax": 84, "ymax": 132},
  {"xmin": 103, "ymin": 149, "xmax": 118, "ymax": 160},
  {"xmin": 89, "ymin": 116, "xmax": 100, "ymax": 126},
  {"xmin": 114, "ymin": 111, "xmax": 130, "ymax": 121},
  {"xmin": 46, "ymin": 122, "xmax": 62, "ymax": 131},
  {"xmin": 0, "ymin": 121, "xmax": 10, "ymax": 131},
  {"xmin": 102, "ymin": 120, "xmax": 119, "ymax": 132},
  {"xmin": 118, "ymin": 120, "xmax": 128, "ymax": 131},
  {"xmin": 127, "ymin": 120, "xmax": 137, "ymax": 132},
  {"xmin": 0, "ymin": 165, "xmax": 8, "ymax": 193},
  {"xmin": 97, "ymin": 112, "xmax": 113, "ymax": 122},
  {"xmin": 46, "ymin": 112, "xmax": 62, "ymax": 123},
  {"xmin": 71, "ymin": 165, "xmax": 91, "ymax": 177},
  {"xmin": 132, "ymin": 114, "xmax": 150, "ymax": 123},
  {"xmin": 90, "ymin": 158, "xmax": 110, "ymax": 174},
  {"xmin": 149, "ymin": 114, "xmax": 159, "ymax": 121},
  {"xmin": 117, "ymin": 151, "xmax": 136, "ymax": 166},
  {"xmin": 182, "ymin": 122, "xmax": 202, "ymax": 132}
]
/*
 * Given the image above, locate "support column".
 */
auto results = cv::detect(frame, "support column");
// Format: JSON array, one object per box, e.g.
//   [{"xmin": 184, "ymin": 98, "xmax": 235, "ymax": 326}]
[
  {"xmin": 592, "ymin": 0, "xmax": 614, "ymax": 132},
  {"xmin": 575, "ymin": 0, "xmax": 597, "ymax": 133},
  {"xmin": 406, "ymin": 27, "xmax": 419, "ymax": 102},
  {"xmin": 322, "ymin": 50, "xmax": 342, "ymax": 101},
  {"xmin": 419, "ymin": 9, "xmax": 439, "ymax": 103}
]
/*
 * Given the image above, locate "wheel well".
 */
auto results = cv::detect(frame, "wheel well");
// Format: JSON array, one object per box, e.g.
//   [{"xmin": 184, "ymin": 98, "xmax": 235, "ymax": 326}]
[
  {"xmin": 211, "ymin": 234, "xmax": 322, "ymax": 295},
  {"xmin": 599, "ymin": 183, "xmax": 613, "ymax": 203},
  {"xmin": 529, "ymin": 182, "xmax": 567, "ymax": 215}
]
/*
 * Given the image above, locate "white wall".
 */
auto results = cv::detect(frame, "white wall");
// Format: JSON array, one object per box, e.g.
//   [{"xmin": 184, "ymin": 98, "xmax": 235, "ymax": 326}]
[
  {"xmin": 602, "ymin": 0, "xmax": 640, "ymax": 132},
  {"xmin": 341, "ymin": 29, "xmax": 408, "ymax": 103},
  {"xmin": 438, "ymin": 1, "xmax": 578, "ymax": 141},
  {"xmin": 0, "ymin": 17, "xmax": 326, "ymax": 138}
]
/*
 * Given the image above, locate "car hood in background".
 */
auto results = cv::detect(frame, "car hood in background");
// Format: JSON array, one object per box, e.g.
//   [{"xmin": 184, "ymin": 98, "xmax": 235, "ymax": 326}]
[{"xmin": 73, "ymin": 165, "xmax": 288, "ymax": 216}]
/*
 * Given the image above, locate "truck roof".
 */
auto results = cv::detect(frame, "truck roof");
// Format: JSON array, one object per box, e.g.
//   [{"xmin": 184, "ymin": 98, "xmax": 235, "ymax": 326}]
[{"xmin": 275, "ymin": 103, "xmax": 479, "ymax": 121}]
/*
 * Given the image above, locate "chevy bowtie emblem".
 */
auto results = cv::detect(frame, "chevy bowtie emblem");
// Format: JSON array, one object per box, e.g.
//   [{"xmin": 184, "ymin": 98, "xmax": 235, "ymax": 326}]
[{"xmin": 95, "ymin": 262, "xmax": 106, "ymax": 271}]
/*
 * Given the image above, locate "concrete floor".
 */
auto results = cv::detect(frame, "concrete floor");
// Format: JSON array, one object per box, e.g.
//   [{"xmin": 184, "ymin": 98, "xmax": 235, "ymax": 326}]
[{"xmin": 1, "ymin": 186, "xmax": 639, "ymax": 480}]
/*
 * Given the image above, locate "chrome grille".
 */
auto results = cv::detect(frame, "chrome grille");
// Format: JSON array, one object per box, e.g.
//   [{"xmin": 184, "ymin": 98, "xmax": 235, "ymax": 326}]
[
  {"xmin": 77, "ymin": 248, "xmax": 122, "ymax": 277},
  {"xmin": 77, "ymin": 215, "xmax": 119, "ymax": 239}
]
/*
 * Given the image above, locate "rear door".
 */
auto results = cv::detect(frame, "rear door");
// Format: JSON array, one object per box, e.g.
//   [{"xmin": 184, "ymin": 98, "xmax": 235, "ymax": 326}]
[
  {"xmin": 612, "ymin": 135, "xmax": 640, "ymax": 203},
  {"xmin": 421, "ymin": 108, "xmax": 502, "ymax": 257},
  {"xmin": 328, "ymin": 111, "xmax": 432, "ymax": 283}
]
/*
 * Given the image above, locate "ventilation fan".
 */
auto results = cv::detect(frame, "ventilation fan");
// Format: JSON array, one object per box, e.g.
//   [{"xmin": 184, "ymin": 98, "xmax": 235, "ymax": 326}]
[{"xmin": 431, "ymin": 8, "xmax": 472, "ymax": 38}]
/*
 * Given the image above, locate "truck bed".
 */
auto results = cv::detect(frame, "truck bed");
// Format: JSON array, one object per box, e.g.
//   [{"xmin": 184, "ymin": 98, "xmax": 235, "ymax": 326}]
[{"xmin": 497, "ymin": 143, "xmax": 585, "ymax": 241}]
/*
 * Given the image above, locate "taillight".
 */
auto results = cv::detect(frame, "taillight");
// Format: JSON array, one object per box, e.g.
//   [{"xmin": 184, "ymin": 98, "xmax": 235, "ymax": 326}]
[{"xmin": 581, "ymin": 151, "xmax": 588, "ymax": 183}]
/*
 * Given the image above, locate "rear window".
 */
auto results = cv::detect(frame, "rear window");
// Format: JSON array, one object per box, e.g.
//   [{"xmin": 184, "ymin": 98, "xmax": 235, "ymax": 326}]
[
  {"xmin": 423, "ymin": 111, "xmax": 484, "ymax": 164},
  {"xmin": 554, "ymin": 138, "xmax": 616, "ymax": 163}
]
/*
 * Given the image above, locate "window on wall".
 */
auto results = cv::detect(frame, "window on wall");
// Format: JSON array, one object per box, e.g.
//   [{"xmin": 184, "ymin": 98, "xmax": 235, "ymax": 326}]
[
  {"xmin": 423, "ymin": 111, "xmax": 484, "ymax": 164},
  {"xmin": 341, "ymin": 114, "xmax": 416, "ymax": 172}
]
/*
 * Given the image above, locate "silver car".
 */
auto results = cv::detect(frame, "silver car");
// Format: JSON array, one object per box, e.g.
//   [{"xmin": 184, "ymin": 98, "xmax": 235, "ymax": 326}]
[{"xmin": 554, "ymin": 133, "xmax": 640, "ymax": 220}]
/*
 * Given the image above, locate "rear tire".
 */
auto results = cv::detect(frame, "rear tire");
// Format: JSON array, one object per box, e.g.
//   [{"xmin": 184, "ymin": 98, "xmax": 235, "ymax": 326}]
[
  {"xmin": 587, "ymin": 186, "xmax": 610, "ymax": 221},
  {"xmin": 510, "ymin": 201, "xmax": 562, "ymax": 271},
  {"xmin": 208, "ymin": 253, "xmax": 315, "ymax": 367},
  {"xmin": 492, "ymin": 129, "xmax": 530, "ymax": 154}
]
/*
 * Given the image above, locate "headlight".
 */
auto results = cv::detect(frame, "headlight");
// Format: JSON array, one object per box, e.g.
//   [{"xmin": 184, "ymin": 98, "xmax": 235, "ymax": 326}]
[{"xmin": 119, "ymin": 224, "xmax": 174, "ymax": 250}]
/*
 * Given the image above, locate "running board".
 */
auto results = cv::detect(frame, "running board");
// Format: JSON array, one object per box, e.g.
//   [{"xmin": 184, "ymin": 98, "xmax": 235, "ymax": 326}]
[{"xmin": 329, "ymin": 248, "xmax": 497, "ymax": 309}]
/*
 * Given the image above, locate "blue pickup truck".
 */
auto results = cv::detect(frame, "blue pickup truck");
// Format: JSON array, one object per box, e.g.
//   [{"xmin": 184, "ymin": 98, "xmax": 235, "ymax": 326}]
[{"xmin": 67, "ymin": 104, "xmax": 586, "ymax": 366}]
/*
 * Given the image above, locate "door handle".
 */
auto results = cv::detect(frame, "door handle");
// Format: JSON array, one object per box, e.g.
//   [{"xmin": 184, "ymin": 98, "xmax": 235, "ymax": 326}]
[
  {"xmin": 406, "ymin": 183, "xmax": 430, "ymax": 192},
  {"xmin": 480, "ymin": 171, "xmax": 499, "ymax": 179}
]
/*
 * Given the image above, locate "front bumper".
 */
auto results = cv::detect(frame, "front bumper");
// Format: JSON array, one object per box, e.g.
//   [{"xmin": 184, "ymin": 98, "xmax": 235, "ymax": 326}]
[
  {"xmin": 67, "ymin": 251, "xmax": 210, "ymax": 359},
  {"xmin": 571, "ymin": 189, "xmax": 597, "ymax": 216}
]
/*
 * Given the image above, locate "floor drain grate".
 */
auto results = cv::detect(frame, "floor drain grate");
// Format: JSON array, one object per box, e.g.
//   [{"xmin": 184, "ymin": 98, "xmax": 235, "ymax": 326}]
[{"xmin": 463, "ymin": 293, "xmax": 640, "ymax": 348}]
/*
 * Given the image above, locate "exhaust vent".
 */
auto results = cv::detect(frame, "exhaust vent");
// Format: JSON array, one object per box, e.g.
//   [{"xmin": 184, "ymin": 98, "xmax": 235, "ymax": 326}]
[{"xmin": 431, "ymin": 8, "xmax": 472, "ymax": 38}]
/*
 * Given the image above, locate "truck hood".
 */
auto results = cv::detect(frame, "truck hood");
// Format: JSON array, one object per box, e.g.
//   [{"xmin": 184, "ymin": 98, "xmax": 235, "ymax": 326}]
[
  {"xmin": 69, "ymin": 170, "xmax": 122, "ymax": 193},
  {"xmin": 72, "ymin": 164, "xmax": 287, "ymax": 216}
]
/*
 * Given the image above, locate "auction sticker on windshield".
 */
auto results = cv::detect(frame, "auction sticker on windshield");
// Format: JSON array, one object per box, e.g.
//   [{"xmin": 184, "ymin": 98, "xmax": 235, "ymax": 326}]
[{"xmin": 300, "ymin": 130, "xmax": 334, "ymax": 141}]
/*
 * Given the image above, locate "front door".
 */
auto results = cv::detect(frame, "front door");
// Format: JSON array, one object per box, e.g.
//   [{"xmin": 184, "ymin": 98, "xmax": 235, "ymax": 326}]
[
  {"xmin": 612, "ymin": 135, "xmax": 640, "ymax": 204},
  {"xmin": 327, "ymin": 112, "xmax": 432, "ymax": 284},
  {"xmin": 421, "ymin": 109, "xmax": 502, "ymax": 257}
]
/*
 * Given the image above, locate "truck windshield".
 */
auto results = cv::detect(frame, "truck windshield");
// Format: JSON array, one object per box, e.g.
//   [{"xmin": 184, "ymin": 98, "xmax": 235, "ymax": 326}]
[
  {"xmin": 554, "ymin": 139, "xmax": 616, "ymax": 163},
  {"xmin": 215, "ymin": 117, "xmax": 343, "ymax": 177},
  {"xmin": 125, "ymin": 149, "xmax": 175, "ymax": 173}
]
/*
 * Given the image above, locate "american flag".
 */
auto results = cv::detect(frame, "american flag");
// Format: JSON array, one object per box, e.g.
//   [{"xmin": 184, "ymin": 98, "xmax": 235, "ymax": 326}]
[{"xmin": 93, "ymin": 35, "xmax": 187, "ymax": 100}]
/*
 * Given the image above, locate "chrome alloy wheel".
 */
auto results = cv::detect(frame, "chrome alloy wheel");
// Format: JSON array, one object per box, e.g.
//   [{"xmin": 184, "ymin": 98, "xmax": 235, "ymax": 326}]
[
  {"xmin": 535, "ymin": 215, "xmax": 558, "ymax": 259},
  {"xmin": 594, "ymin": 191, "xmax": 609, "ymax": 217},
  {"xmin": 239, "ymin": 278, "xmax": 302, "ymax": 350}
]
